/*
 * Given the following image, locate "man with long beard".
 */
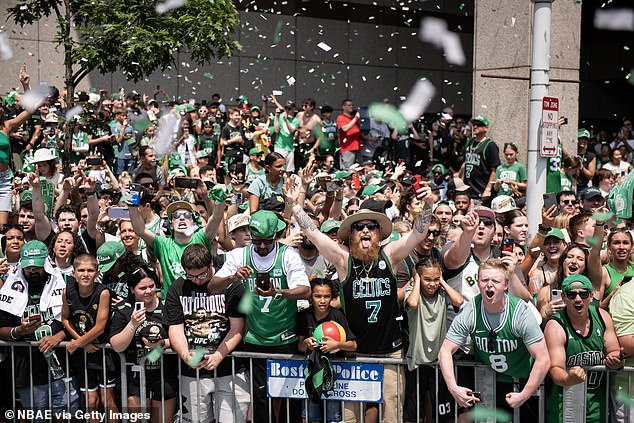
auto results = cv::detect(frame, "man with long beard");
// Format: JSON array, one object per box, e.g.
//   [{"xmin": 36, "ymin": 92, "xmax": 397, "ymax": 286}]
[{"xmin": 285, "ymin": 178, "xmax": 436, "ymax": 423}]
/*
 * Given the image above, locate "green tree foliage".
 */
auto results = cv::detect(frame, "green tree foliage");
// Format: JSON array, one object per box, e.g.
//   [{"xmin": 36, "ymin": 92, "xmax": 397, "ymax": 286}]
[{"xmin": 8, "ymin": 0, "xmax": 241, "ymax": 87}]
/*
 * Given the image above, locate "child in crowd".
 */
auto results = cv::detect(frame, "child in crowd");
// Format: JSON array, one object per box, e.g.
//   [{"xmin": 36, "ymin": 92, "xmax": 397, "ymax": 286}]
[
  {"xmin": 403, "ymin": 258, "xmax": 464, "ymax": 423},
  {"xmin": 62, "ymin": 254, "xmax": 119, "ymax": 422},
  {"xmin": 296, "ymin": 278, "xmax": 357, "ymax": 423}
]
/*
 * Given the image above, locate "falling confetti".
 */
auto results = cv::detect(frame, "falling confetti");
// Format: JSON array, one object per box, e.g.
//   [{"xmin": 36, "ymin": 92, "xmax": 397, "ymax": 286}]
[
  {"xmin": 145, "ymin": 345, "xmax": 164, "ymax": 363},
  {"xmin": 154, "ymin": 112, "xmax": 179, "ymax": 156},
  {"xmin": 419, "ymin": 17, "xmax": 466, "ymax": 66},
  {"xmin": 616, "ymin": 391, "xmax": 634, "ymax": 407},
  {"xmin": 20, "ymin": 85, "xmax": 52, "ymax": 113},
  {"xmin": 238, "ymin": 290, "xmax": 255, "ymax": 315},
  {"xmin": 399, "ymin": 79, "xmax": 436, "ymax": 122},
  {"xmin": 317, "ymin": 42, "xmax": 332, "ymax": 51},
  {"xmin": 273, "ymin": 20, "xmax": 283, "ymax": 44},
  {"xmin": 592, "ymin": 211, "xmax": 614, "ymax": 222},
  {"xmin": 468, "ymin": 406, "xmax": 511, "ymax": 423},
  {"xmin": 286, "ymin": 76, "xmax": 296, "ymax": 86},
  {"xmin": 65, "ymin": 105, "xmax": 83, "ymax": 122},
  {"xmin": 0, "ymin": 32, "xmax": 13, "ymax": 60},
  {"xmin": 203, "ymin": 72, "xmax": 214, "ymax": 79},
  {"xmin": 155, "ymin": 0, "xmax": 185, "ymax": 14},
  {"xmin": 594, "ymin": 8, "xmax": 634, "ymax": 31},
  {"xmin": 369, "ymin": 103, "xmax": 408, "ymax": 134},
  {"xmin": 586, "ymin": 236, "xmax": 600, "ymax": 247},
  {"xmin": 187, "ymin": 348, "xmax": 207, "ymax": 367}
]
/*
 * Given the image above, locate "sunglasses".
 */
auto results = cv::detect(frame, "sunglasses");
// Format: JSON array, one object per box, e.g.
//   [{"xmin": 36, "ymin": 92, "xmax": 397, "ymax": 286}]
[
  {"xmin": 561, "ymin": 200, "xmax": 576, "ymax": 205},
  {"xmin": 351, "ymin": 222, "xmax": 379, "ymax": 232},
  {"xmin": 141, "ymin": 182, "xmax": 154, "ymax": 188},
  {"xmin": 172, "ymin": 211, "xmax": 193, "ymax": 220},
  {"xmin": 252, "ymin": 238, "xmax": 275, "ymax": 246},
  {"xmin": 564, "ymin": 290, "xmax": 591, "ymax": 300},
  {"xmin": 426, "ymin": 230, "xmax": 440, "ymax": 238},
  {"xmin": 472, "ymin": 122, "xmax": 484, "ymax": 128},
  {"xmin": 186, "ymin": 270, "xmax": 209, "ymax": 281},
  {"xmin": 479, "ymin": 217, "xmax": 494, "ymax": 226}
]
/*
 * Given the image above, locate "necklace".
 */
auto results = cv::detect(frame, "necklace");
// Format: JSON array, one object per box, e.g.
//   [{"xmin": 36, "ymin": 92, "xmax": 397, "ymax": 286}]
[{"xmin": 353, "ymin": 259, "xmax": 374, "ymax": 284}]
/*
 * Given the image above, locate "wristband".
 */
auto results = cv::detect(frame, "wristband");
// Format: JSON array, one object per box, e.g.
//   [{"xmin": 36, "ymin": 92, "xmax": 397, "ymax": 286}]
[
  {"xmin": 10, "ymin": 326, "xmax": 20, "ymax": 340},
  {"xmin": 537, "ymin": 224, "xmax": 549, "ymax": 235}
]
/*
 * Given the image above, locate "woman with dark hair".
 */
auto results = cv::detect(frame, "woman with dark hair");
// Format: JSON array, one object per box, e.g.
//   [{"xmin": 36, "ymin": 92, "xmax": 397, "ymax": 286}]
[
  {"xmin": 502, "ymin": 209, "xmax": 529, "ymax": 247},
  {"xmin": 109, "ymin": 265, "xmax": 178, "ymax": 423},
  {"xmin": 48, "ymin": 229, "xmax": 86, "ymax": 280},
  {"xmin": 248, "ymin": 151, "xmax": 286, "ymax": 214},
  {"xmin": 398, "ymin": 188, "xmax": 423, "ymax": 225},
  {"xmin": 537, "ymin": 242, "xmax": 591, "ymax": 321}
]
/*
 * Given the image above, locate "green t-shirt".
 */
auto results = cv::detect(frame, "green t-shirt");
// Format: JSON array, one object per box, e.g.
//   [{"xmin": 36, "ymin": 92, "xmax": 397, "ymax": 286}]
[
  {"xmin": 546, "ymin": 144, "xmax": 563, "ymax": 193},
  {"xmin": 273, "ymin": 116, "xmax": 299, "ymax": 152},
  {"xmin": 545, "ymin": 305, "xmax": 607, "ymax": 423},
  {"xmin": 244, "ymin": 244, "xmax": 297, "ymax": 346},
  {"xmin": 152, "ymin": 229, "xmax": 213, "ymax": 297},
  {"xmin": 246, "ymin": 163, "xmax": 265, "ymax": 185},
  {"xmin": 495, "ymin": 162, "xmax": 527, "ymax": 196}
]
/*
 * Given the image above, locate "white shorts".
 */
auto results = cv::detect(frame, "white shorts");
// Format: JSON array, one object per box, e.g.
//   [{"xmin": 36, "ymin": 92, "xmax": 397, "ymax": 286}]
[
  {"xmin": 276, "ymin": 149, "xmax": 295, "ymax": 173},
  {"xmin": 180, "ymin": 371, "xmax": 250, "ymax": 423}
]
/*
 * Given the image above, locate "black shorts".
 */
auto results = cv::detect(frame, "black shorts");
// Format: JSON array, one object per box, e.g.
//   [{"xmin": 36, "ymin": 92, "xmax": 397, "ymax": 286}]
[
  {"xmin": 69, "ymin": 348, "xmax": 117, "ymax": 391},
  {"xmin": 127, "ymin": 370, "xmax": 178, "ymax": 400},
  {"xmin": 404, "ymin": 365, "xmax": 454, "ymax": 423}
]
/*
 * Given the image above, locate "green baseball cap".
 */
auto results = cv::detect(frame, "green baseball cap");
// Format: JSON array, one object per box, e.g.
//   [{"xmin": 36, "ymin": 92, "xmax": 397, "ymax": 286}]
[
  {"xmin": 578, "ymin": 129, "xmax": 591, "ymax": 139},
  {"xmin": 96, "ymin": 241, "xmax": 126, "ymax": 273},
  {"xmin": 334, "ymin": 170, "xmax": 353, "ymax": 180},
  {"xmin": 470, "ymin": 115, "xmax": 490, "ymax": 127},
  {"xmin": 250, "ymin": 210, "xmax": 286, "ymax": 238},
  {"xmin": 20, "ymin": 240, "xmax": 48, "ymax": 268},
  {"xmin": 361, "ymin": 184, "xmax": 385, "ymax": 197},
  {"xmin": 562, "ymin": 274, "xmax": 593, "ymax": 293},
  {"xmin": 545, "ymin": 228, "xmax": 566, "ymax": 241},
  {"xmin": 431, "ymin": 164, "xmax": 447, "ymax": 174},
  {"xmin": 249, "ymin": 148, "xmax": 264, "ymax": 156},
  {"xmin": 320, "ymin": 219, "xmax": 341, "ymax": 234}
]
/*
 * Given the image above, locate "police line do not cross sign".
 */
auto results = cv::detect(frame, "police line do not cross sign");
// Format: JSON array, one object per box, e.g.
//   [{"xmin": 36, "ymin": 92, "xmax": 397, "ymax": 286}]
[{"xmin": 541, "ymin": 96, "xmax": 559, "ymax": 157}]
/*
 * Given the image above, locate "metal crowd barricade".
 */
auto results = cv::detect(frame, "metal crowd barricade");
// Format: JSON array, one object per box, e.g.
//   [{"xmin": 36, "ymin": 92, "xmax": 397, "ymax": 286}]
[{"xmin": 1, "ymin": 340, "xmax": 632, "ymax": 423}]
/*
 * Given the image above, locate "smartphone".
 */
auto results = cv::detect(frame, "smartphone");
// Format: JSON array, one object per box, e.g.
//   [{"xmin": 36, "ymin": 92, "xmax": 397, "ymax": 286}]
[
  {"xmin": 543, "ymin": 192, "xmax": 559, "ymax": 215},
  {"xmin": 469, "ymin": 391, "xmax": 482, "ymax": 400},
  {"xmin": 174, "ymin": 177, "xmax": 199, "ymax": 189},
  {"xmin": 86, "ymin": 157, "xmax": 102, "ymax": 166},
  {"xmin": 108, "ymin": 207, "xmax": 130, "ymax": 219},
  {"xmin": 352, "ymin": 173, "xmax": 361, "ymax": 190},
  {"xmin": 233, "ymin": 192, "xmax": 243, "ymax": 205},
  {"xmin": 128, "ymin": 183, "xmax": 142, "ymax": 206},
  {"xmin": 412, "ymin": 174, "xmax": 423, "ymax": 193},
  {"xmin": 552, "ymin": 289, "xmax": 562, "ymax": 302},
  {"xmin": 135, "ymin": 302, "xmax": 144, "ymax": 312},
  {"xmin": 256, "ymin": 272, "xmax": 271, "ymax": 291},
  {"xmin": 326, "ymin": 180, "xmax": 343, "ymax": 192},
  {"xmin": 502, "ymin": 237, "xmax": 515, "ymax": 254},
  {"xmin": 234, "ymin": 163, "xmax": 246, "ymax": 183}
]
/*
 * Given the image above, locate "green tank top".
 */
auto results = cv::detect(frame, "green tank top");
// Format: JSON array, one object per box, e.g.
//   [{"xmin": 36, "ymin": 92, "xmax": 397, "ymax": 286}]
[
  {"xmin": 546, "ymin": 143, "xmax": 563, "ymax": 194},
  {"xmin": 244, "ymin": 243, "xmax": 297, "ymax": 346},
  {"xmin": 603, "ymin": 263, "xmax": 634, "ymax": 300},
  {"xmin": 470, "ymin": 294, "xmax": 532, "ymax": 383},
  {"xmin": 545, "ymin": 305, "xmax": 606, "ymax": 423},
  {"xmin": 0, "ymin": 132, "xmax": 10, "ymax": 164}
]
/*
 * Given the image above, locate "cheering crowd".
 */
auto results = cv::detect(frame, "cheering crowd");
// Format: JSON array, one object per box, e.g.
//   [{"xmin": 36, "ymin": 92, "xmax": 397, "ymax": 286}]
[{"xmin": 0, "ymin": 64, "xmax": 633, "ymax": 423}]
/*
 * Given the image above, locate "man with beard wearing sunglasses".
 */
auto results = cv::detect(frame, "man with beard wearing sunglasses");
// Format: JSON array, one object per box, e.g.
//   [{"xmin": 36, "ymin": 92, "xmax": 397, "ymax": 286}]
[
  {"xmin": 544, "ymin": 275, "xmax": 623, "ymax": 423},
  {"xmin": 285, "ymin": 177, "xmax": 436, "ymax": 423},
  {"xmin": 209, "ymin": 210, "xmax": 311, "ymax": 423},
  {"xmin": 439, "ymin": 259, "xmax": 550, "ymax": 420}
]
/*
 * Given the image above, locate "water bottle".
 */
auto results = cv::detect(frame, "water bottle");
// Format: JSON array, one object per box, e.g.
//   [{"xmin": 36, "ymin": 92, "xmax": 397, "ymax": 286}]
[{"xmin": 35, "ymin": 325, "xmax": 65, "ymax": 380}]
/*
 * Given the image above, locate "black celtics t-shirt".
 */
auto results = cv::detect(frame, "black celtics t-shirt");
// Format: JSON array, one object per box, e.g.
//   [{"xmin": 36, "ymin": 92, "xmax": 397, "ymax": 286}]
[{"xmin": 165, "ymin": 277, "xmax": 245, "ymax": 377}]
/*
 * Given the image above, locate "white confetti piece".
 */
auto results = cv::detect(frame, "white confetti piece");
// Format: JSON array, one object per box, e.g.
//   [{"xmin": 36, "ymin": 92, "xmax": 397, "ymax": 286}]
[
  {"xmin": 20, "ymin": 85, "xmax": 52, "ymax": 113},
  {"xmin": 272, "ymin": 90, "xmax": 283, "ymax": 96},
  {"xmin": 155, "ymin": 0, "xmax": 185, "ymax": 14},
  {"xmin": 0, "ymin": 32, "xmax": 13, "ymax": 60},
  {"xmin": 154, "ymin": 113, "xmax": 179, "ymax": 156},
  {"xmin": 286, "ymin": 76, "xmax": 295, "ymax": 86},
  {"xmin": 594, "ymin": 8, "xmax": 634, "ymax": 31},
  {"xmin": 511, "ymin": 16, "xmax": 516, "ymax": 27},
  {"xmin": 419, "ymin": 17, "xmax": 466, "ymax": 66},
  {"xmin": 65, "ymin": 105, "xmax": 83, "ymax": 122},
  {"xmin": 317, "ymin": 42, "xmax": 331, "ymax": 51},
  {"xmin": 399, "ymin": 79, "xmax": 436, "ymax": 122}
]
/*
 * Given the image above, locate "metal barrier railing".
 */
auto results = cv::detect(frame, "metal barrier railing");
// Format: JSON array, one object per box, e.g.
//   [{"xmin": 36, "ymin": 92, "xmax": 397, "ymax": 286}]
[{"xmin": 0, "ymin": 341, "xmax": 632, "ymax": 423}]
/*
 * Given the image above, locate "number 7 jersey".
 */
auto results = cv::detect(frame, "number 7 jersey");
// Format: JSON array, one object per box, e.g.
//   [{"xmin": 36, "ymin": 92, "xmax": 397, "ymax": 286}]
[{"xmin": 338, "ymin": 249, "xmax": 403, "ymax": 354}]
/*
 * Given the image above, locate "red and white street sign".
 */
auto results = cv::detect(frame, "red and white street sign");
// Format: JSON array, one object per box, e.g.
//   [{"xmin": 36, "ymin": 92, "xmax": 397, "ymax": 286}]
[{"xmin": 541, "ymin": 96, "xmax": 559, "ymax": 157}]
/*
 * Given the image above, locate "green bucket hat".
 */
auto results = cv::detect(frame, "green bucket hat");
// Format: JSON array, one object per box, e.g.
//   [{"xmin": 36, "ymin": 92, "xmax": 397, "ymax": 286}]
[
  {"xmin": 20, "ymin": 240, "xmax": 48, "ymax": 268},
  {"xmin": 562, "ymin": 274, "xmax": 593, "ymax": 293},
  {"xmin": 250, "ymin": 210, "xmax": 286, "ymax": 238},
  {"xmin": 96, "ymin": 241, "xmax": 126, "ymax": 273}
]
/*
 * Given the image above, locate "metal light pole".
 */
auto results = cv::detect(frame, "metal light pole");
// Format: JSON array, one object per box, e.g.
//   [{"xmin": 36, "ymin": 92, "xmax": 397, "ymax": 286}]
[{"xmin": 526, "ymin": 0, "xmax": 554, "ymax": 236}]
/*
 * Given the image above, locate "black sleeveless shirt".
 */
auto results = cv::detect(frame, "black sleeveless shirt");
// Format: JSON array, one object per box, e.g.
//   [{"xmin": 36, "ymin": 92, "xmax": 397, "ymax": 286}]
[
  {"xmin": 339, "ymin": 249, "xmax": 403, "ymax": 354},
  {"xmin": 65, "ymin": 277, "xmax": 110, "ymax": 344}
]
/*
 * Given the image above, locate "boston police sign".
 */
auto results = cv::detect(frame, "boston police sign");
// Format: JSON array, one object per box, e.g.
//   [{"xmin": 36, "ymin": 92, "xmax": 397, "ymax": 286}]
[{"xmin": 267, "ymin": 359, "xmax": 383, "ymax": 402}]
